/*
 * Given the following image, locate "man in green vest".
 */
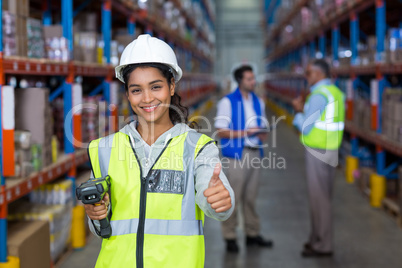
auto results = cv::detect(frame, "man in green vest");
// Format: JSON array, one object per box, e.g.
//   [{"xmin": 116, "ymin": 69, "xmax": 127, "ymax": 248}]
[{"xmin": 292, "ymin": 59, "xmax": 345, "ymax": 257}]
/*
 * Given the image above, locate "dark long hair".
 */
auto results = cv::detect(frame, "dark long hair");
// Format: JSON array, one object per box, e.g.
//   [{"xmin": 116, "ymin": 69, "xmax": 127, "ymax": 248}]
[{"xmin": 122, "ymin": 63, "xmax": 198, "ymax": 129}]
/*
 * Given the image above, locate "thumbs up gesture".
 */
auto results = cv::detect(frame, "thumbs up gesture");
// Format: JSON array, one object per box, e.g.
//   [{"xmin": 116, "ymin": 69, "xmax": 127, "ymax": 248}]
[{"xmin": 203, "ymin": 164, "xmax": 232, "ymax": 213}]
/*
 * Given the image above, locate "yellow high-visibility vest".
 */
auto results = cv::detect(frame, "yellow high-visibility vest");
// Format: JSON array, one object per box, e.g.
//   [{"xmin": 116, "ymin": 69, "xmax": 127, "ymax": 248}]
[
  {"xmin": 88, "ymin": 131, "xmax": 215, "ymax": 268},
  {"xmin": 301, "ymin": 84, "xmax": 345, "ymax": 150}
]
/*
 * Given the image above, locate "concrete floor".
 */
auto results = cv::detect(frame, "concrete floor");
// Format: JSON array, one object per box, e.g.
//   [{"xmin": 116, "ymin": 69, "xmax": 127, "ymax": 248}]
[{"xmin": 59, "ymin": 103, "xmax": 402, "ymax": 268}]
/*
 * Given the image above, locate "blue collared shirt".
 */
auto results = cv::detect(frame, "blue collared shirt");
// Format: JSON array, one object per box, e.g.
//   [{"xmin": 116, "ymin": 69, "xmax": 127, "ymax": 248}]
[{"xmin": 293, "ymin": 79, "xmax": 332, "ymax": 135}]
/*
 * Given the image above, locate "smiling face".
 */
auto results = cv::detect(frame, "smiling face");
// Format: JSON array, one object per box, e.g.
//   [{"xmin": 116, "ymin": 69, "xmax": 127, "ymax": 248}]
[{"xmin": 126, "ymin": 66, "xmax": 175, "ymax": 125}]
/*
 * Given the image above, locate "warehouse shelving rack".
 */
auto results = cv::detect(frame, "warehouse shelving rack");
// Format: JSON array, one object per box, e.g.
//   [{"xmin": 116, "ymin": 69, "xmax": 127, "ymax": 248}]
[
  {"xmin": 0, "ymin": 0, "xmax": 216, "ymax": 264},
  {"xmin": 264, "ymin": 0, "xmax": 402, "ymax": 204}
]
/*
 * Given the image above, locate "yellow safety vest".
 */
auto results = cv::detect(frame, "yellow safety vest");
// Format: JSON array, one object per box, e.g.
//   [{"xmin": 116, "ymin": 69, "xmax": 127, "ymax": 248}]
[
  {"xmin": 88, "ymin": 131, "xmax": 215, "ymax": 268},
  {"xmin": 301, "ymin": 84, "xmax": 345, "ymax": 150}
]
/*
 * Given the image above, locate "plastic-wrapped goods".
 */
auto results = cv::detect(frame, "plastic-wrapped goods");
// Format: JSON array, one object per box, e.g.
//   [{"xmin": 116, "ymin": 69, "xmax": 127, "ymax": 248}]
[
  {"xmin": 111, "ymin": 40, "xmax": 119, "ymax": 66},
  {"xmin": 181, "ymin": 0, "xmax": 192, "ymax": 13},
  {"xmin": 164, "ymin": 1, "xmax": 174, "ymax": 25},
  {"xmin": 137, "ymin": 0, "xmax": 148, "ymax": 10},
  {"xmin": 353, "ymin": 98, "xmax": 371, "ymax": 130},
  {"xmin": 77, "ymin": 32, "xmax": 98, "ymax": 63},
  {"xmin": 13, "ymin": 132, "xmax": 46, "ymax": 178},
  {"xmin": 46, "ymin": 36, "xmax": 69, "ymax": 62},
  {"xmin": 2, "ymin": 11, "xmax": 17, "ymax": 56},
  {"xmin": 31, "ymin": 144, "xmax": 42, "ymax": 172},
  {"xmin": 388, "ymin": 28, "xmax": 400, "ymax": 63},
  {"xmin": 27, "ymin": 18, "xmax": 45, "ymax": 59},
  {"xmin": 29, "ymin": 178, "xmax": 73, "ymax": 205},
  {"xmin": 44, "ymin": 25, "xmax": 69, "ymax": 62},
  {"xmin": 81, "ymin": 96, "xmax": 104, "ymax": 143},
  {"xmin": 14, "ymin": 131, "xmax": 31, "ymax": 150},
  {"xmin": 20, "ymin": 161, "xmax": 35, "ymax": 178}
]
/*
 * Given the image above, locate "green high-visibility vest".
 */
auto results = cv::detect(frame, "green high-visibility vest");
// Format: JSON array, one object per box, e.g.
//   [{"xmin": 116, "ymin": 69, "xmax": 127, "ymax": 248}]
[
  {"xmin": 88, "ymin": 131, "xmax": 215, "ymax": 268},
  {"xmin": 301, "ymin": 84, "xmax": 345, "ymax": 150}
]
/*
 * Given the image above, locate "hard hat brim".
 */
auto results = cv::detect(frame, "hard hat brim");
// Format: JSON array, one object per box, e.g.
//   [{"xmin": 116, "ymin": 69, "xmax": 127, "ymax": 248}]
[{"xmin": 115, "ymin": 63, "xmax": 182, "ymax": 83}]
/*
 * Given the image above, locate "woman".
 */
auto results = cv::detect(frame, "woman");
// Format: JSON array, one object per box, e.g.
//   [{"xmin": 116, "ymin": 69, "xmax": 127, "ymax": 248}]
[{"xmin": 84, "ymin": 34, "xmax": 234, "ymax": 268}]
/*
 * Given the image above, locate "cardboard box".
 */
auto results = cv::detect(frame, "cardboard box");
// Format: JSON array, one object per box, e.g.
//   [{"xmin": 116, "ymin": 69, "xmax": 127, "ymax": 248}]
[
  {"xmin": 75, "ymin": 32, "xmax": 97, "ymax": 63},
  {"xmin": 4, "ymin": 0, "xmax": 29, "ymax": 21},
  {"xmin": 76, "ymin": 12, "xmax": 97, "ymax": 32},
  {"xmin": 43, "ymin": 25, "xmax": 63, "ymax": 39},
  {"xmin": 15, "ymin": 88, "xmax": 53, "ymax": 167},
  {"xmin": 16, "ymin": 16, "xmax": 28, "ymax": 57},
  {"xmin": 7, "ymin": 220, "xmax": 51, "ymax": 268},
  {"xmin": 398, "ymin": 166, "xmax": 402, "ymax": 210},
  {"xmin": 15, "ymin": 88, "xmax": 50, "ymax": 144},
  {"xmin": 394, "ymin": 102, "xmax": 402, "ymax": 120}
]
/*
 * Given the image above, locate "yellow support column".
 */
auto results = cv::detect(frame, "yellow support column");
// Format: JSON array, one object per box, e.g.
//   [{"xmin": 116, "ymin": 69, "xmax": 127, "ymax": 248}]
[
  {"xmin": 370, "ymin": 173, "xmax": 386, "ymax": 208},
  {"xmin": 0, "ymin": 256, "xmax": 20, "ymax": 268},
  {"xmin": 345, "ymin": 156, "xmax": 359, "ymax": 183}
]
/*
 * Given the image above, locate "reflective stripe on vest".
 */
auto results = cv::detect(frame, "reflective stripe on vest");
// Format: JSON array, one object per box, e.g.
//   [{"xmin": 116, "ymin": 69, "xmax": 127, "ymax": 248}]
[
  {"xmin": 313, "ymin": 87, "xmax": 345, "ymax": 131},
  {"xmin": 110, "ymin": 218, "xmax": 203, "ymax": 236}
]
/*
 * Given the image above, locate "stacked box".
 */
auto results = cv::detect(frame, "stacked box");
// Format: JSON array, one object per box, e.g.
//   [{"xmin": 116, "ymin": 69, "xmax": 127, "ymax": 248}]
[
  {"xmin": 2, "ymin": 11, "xmax": 17, "ymax": 56},
  {"xmin": 382, "ymin": 88, "xmax": 402, "ymax": 142},
  {"xmin": 8, "ymin": 201, "xmax": 73, "ymax": 262},
  {"xmin": 7, "ymin": 220, "xmax": 51, "ymax": 268},
  {"xmin": 27, "ymin": 18, "xmax": 45, "ymax": 58},
  {"xmin": 4, "ymin": 0, "xmax": 29, "ymax": 57},
  {"xmin": 75, "ymin": 12, "xmax": 97, "ymax": 32},
  {"xmin": 80, "ymin": 96, "xmax": 109, "ymax": 143},
  {"xmin": 353, "ymin": 98, "xmax": 371, "ymax": 130},
  {"xmin": 300, "ymin": 7, "xmax": 313, "ymax": 33},
  {"xmin": 399, "ymin": 166, "xmax": 402, "ymax": 211},
  {"xmin": 73, "ymin": 13, "xmax": 105, "ymax": 63},
  {"xmin": 15, "ymin": 88, "xmax": 53, "ymax": 168},
  {"xmin": 74, "ymin": 32, "xmax": 98, "ymax": 63},
  {"xmin": 115, "ymin": 33, "xmax": 137, "ymax": 61},
  {"xmin": 16, "ymin": 17, "xmax": 28, "ymax": 57}
]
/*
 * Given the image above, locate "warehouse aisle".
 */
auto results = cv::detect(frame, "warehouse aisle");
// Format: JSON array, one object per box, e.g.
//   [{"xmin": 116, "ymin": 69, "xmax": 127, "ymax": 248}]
[{"xmin": 59, "ymin": 100, "xmax": 402, "ymax": 268}]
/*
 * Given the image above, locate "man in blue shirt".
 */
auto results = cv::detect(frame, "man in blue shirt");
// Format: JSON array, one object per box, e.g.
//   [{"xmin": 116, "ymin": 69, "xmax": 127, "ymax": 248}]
[{"xmin": 215, "ymin": 65, "xmax": 273, "ymax": 253}]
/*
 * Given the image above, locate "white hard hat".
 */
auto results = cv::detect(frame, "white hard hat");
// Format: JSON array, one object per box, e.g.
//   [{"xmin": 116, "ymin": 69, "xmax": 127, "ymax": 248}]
[{"xmin": 115, "ymin": 34, "xmax": 183, "ymax": 83}]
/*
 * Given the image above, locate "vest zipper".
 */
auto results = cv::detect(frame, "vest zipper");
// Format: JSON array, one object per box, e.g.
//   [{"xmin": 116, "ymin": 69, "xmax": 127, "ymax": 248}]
[
  {"xmin": 137, "ymin": 176, "xmax": 147, "ymax": 268},
  {"xmin": 129, "ymin": 138, "xmax": 172, "ymax": 268}
]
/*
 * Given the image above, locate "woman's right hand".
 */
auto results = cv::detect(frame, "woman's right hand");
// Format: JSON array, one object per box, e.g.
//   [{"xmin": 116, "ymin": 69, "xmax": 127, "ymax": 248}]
[{"xmin": 84, "ymin": 193, "xmax": 110, "ymax": 221}]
